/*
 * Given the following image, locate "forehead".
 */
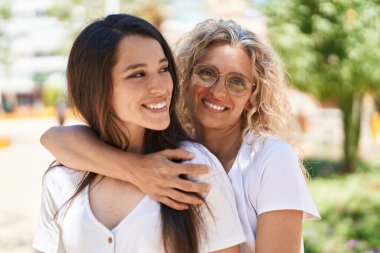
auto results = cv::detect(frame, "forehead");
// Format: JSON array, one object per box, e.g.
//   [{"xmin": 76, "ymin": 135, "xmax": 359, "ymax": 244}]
[
  {"xmin": 198, "ymin": 42, "xmax": 252, "ymax": 77},
  {"xmin": 115, "ymin": 35, "xmax": 165, "ymax": 64}
]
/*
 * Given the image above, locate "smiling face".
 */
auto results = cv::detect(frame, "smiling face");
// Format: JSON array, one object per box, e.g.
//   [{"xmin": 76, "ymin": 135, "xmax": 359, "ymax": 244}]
[
  {"xmin": 112, "ymin": 35, "xmax": 173, "ymax": 138},
  {"xmin": 190, "ymin": 42, "xmax": 253, "ymax": 131}
]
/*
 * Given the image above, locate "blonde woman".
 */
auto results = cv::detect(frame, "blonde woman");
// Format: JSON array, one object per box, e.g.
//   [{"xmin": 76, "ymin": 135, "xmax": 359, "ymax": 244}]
[{"xmin": 41, "ymin": 19, "xmax": 320, "ymax": 252}]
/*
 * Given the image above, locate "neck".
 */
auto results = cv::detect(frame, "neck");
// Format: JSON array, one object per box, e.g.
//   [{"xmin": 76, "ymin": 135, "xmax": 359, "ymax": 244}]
[
  {"xmin": 123, "ymin": 125, "xmax": 145, "ymax": 154},
  {"xmin": 195, "ymin": 122, "xmax": 244, "ymax": 172}
]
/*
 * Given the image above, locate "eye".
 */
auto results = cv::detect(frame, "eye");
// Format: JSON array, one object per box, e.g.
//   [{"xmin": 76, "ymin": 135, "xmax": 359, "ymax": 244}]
[
  {"xmin": 128, "ymin": 72, "xmax": 145, "ymax": 78},
  {"xmin": 159, "ymin": 66, "xmax": 169, "ymax": 73},
  {"xmin": 228, "ymin": 77, "xmax": 247, "ymax": 90},
  {"xmin": 196, "ymin": 67, "xmax": 217, "ymax": 82},
  {"xmin": 198, "ymin": 68, "xmax": 215, "ymax": 77}
]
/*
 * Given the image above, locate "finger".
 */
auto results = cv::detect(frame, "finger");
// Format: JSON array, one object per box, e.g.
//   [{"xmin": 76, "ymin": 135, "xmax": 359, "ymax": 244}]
[
  {"xmin": 158, "ymin": 196, "xmax": 189, "ymax": 210},
  {"xmin": 174, "ymin": 163, "xmax": 211, "ymax": 175},
  {"xmin": 160, "ymin": 148, "xmax": 195, "ymax": 161},
  {"xmin": 172, "ymin": 178, "xmax": 210, "ymax": 194},
  {"xmin": 166, "ymin": 189, "xmax": 204, "ymax": 205}
]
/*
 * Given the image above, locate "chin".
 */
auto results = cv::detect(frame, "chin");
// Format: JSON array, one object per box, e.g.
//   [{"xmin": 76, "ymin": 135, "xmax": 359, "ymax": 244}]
[
  {"xmin": 149, "ymin": 119, "xmax": 170, "ymax": 131},
  {"xmin": 197, "ymin": 117, "xmax": 222, "ymax": 129}
]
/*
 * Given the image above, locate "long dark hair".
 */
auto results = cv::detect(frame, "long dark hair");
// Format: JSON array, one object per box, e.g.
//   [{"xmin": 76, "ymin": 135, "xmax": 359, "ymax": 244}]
[{"xmin": 57, "ymin": 14, "xmax": 204, "ymax": 253}]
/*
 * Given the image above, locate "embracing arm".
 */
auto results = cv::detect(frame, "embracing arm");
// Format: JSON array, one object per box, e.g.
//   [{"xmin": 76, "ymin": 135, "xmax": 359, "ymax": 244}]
[
  {"xmin": 40, "ymin": 125, "xmax": 210, "ymax": 210},
  {"xmin": 256, "ymin": 210, "xmax": 303, "ymax": 253}
]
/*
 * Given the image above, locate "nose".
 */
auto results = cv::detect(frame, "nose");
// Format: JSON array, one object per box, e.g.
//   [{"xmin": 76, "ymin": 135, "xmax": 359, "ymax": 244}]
[
  {"xmin": 208, "ymin": 75, "xmax": 227, "ymax": 98},
  {"xmin": 149, "ymin": 74, "xmax": 172, "ymax": 95}
]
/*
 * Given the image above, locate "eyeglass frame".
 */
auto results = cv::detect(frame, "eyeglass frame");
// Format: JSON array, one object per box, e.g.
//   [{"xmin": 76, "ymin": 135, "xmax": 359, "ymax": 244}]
[{"xmin": 191, "ymin": 64, "xmax": 256, "ymax": 97}]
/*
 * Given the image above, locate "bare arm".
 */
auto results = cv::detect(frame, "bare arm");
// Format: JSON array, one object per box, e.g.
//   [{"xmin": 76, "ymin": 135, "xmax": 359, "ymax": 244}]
[
  {"xmin": 41, "ymin": 125, "xmax": 210, "ymax": 210},
  {"xmin": 255, "ymin": 210, "xmax": 303, "ymax": 253}
]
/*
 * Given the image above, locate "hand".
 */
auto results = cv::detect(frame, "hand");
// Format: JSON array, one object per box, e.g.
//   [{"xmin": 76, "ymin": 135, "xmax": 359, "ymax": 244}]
[{"xmin": 130, "ymin": 149, "xmax": 211, "ymax": 210}]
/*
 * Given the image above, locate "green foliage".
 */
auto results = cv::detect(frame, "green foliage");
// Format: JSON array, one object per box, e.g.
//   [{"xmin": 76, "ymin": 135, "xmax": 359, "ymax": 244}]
[
  {"xmin": 41, "ymin": 72, "xmax": 66, "ymax": 106},
  {"xmin": 0, "ymin": 2, "xmax": 12, "ymax": 67},
  {"xmin": 304, "ymin": 159, "xmax": 344, "ymax": 178},
  {"xmin": 42, "ymin": 86, "xmax": 61, "ymax": 107},
  {"xmin": 0, "ymin": 4, "xmax": 11, "ymax": 20},
  {"xmin": 264, "ymin": 0, "xmax": 380, "ymax": 100},
  {"xmin": 120, "ymin": 0, "xmax": 171, "ymax": 27},
  {"xmin": 304, "ymin": 172, "xmax": 380, "ymax": 252},
  {"xmin": 46, "ymin": 0, "xmax": 104, "ymax": 23},
  {"xmin": 305, "ymin": 158, "xmax": 380, "ymax": 177},
  {"xmin": 263, "ymin": 0, "xmax": 380, "ymax": 172},
  {"xmin": 33, "ymin": 72, "xmax": 53, "ymax": 89}
]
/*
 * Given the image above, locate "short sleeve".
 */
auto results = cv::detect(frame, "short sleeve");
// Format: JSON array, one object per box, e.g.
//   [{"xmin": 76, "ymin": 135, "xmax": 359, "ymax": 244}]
[
  {"xmin": 253, "ymin": 141, "xmax": 320, "ymax": 220},
  {"xmin": 200, "ymin": 172, "xmax": 246, "ymax": 251},
  {"xmin": 33, "ymin": 171, "xmax": 66, "ymax": 253},
  {"xmin": 182, "ymin": 143, "xmax": 246, "ymax": 251}
]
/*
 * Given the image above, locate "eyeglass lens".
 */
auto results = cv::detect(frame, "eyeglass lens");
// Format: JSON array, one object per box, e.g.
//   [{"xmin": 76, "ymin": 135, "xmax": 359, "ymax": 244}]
[{"xmin": 194, "ymin": 65, "xmax": 250, "ymax": 96}]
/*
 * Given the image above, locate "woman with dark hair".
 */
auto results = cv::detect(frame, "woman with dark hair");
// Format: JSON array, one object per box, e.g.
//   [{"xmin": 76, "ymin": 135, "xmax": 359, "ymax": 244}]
[
  {"xmin": 33, "ymin": 14, "xmax": 244, "ymax": 253},
  {"xmin": 40, "ymin": 18, "xmax": 320, "ymax": 252}
]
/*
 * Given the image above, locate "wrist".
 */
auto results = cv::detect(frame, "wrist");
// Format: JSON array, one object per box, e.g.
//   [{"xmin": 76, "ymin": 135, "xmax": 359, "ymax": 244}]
[{"xmin": 113, "ymin": 151, "xmax": 143, "ymax": 183}]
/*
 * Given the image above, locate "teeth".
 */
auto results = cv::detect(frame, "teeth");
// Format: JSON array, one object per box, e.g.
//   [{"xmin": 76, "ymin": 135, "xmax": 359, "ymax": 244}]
[
  {"xmin": 145, "ymin": 102, "xmax": 167, "ymax": 110},
  {"xmin": 204, "ymin": 101, "xmax": 225, "ymax": 111}
]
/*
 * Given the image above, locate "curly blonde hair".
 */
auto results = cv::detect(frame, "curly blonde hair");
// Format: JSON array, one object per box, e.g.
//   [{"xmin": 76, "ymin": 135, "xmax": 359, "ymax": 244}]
[{"xmin": 175, "ymin": 19, "xmax": 308, "ymax": 176}]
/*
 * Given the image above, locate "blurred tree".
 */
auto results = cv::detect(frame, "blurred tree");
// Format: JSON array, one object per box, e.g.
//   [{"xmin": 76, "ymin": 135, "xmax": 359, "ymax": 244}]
[
  {"xmin": 41, "ymin": 72, "xmax": 65, "ymax": 107},
  {"xmin": 121, "ymin": 0, "xmax": 171, "ymax": 29},
  {"xmin": 263, "ymin": 0, "xmax": 380, "ymax": 172},
  {"xmin": 46, "ymin": 0, "xmax": 171, "ymax": 54},
  {"xmin": 0, "ymin": 2, "xmax": 12, "ymax": 111},
  {"xmin": 0, "ymin": 3, "xmax": 12, "ymax": 77},
  {"xmin": 47, "ymin": 0, "xmax": 171, "ymax": 30}
]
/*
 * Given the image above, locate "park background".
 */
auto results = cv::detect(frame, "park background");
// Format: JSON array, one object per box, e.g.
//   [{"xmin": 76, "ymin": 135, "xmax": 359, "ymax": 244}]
[{"xmin": 0, "ymin": 0, "xmax": 379, "ymax": 252}]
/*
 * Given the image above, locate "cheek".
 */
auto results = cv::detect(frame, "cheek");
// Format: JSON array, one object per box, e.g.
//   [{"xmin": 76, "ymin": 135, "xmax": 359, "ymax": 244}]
[
  {"xmin": 168, "ymin": 77, "xmax": 174, "ymax": 92},
  {"xmin": 191, "ymin": 84, "xmax": 208, "ymax": 101},
  {"xmin": 234, "ymin": 95, "xmax": 251, "ymax": 113},
  {"xmin": 244, "ymin": 99, "xmax": 251, "ymax": 111}
]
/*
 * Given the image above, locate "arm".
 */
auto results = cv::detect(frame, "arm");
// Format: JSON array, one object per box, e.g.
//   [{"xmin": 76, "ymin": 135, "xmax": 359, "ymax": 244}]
[
  {"xmin": 255, "ymin": 210, "xmax": 303, "ymax": 253},
  {"xmin": 250, "ymin": 140, "xmax": 320, "ymax": 253},
  {"xmin": 41, "ymin": 125, "xmax": 210, "ymax": 210}
]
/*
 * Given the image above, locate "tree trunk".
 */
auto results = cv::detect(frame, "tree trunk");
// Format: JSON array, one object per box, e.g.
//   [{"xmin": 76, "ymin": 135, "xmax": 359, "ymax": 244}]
[{"xmin": 341, "ymin": 93, "xmax": 363, "ymax": 173}]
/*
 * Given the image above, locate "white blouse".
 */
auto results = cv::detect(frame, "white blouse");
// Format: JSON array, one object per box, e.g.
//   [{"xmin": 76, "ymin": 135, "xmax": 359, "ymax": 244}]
[
  {"xmin": 228, "ymin": 132, "xmax": 320, "ymax": 253},
  {"xmin": 33, "ymin": 142, "xmax": 245, "ymax": 253}
]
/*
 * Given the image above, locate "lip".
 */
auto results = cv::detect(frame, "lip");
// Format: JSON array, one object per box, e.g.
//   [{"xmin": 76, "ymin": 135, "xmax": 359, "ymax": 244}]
[
  {"xmin": 202, "ymin": 98, "xmax": 228, "ymax": 112},
  {"xmin": 142, "ymin": 99, "xmax": 170, "ymax": 112}
]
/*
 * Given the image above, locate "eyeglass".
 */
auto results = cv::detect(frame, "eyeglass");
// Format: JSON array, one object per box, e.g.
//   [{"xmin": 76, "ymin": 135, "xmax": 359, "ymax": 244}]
[{"xmin": 192, "ymin": 64, "xmax": 255, "ymax": 97}]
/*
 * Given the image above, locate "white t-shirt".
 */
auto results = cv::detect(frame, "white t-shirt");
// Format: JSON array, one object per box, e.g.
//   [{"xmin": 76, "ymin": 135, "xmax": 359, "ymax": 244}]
[
  {"xmin": 228, "ymin": 132, "xmax": 320, "ymax": 253},
  {"xmin": 33, "ymin": 142, "xmax": 245, "ymax": 253}
]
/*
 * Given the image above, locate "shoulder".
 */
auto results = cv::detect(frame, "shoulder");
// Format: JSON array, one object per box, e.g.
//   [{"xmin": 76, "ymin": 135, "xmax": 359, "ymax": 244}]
[
  {"xmin": 180, "ymin": 141, "xmax": 213, "ymax": 158},
  {"xmin": 263, "ymin": 137, "xmax": 297, "ymax": 160},
  {"xmin": 42, "ymin": 165, "xmax": 87, "ymax": 200},
  {"xmin": 44, "ymin": 165, "xmax": 86, "ymax": 185},
  {"xmin": 241, "ymin": 133, "xmax": 302, "ymax": 184},
  {"xmin": 248, "ymin": 133, "xmax": 298, "ymax": 165},
  {"xmin": 180, "ymin": 141, "xmax": 225, "ymax": 176}
]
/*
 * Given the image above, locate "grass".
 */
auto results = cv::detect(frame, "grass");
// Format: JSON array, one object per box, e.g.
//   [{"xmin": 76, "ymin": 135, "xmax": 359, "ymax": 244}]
[{"xmin": 303, "ymin": 161, "xmax": 380, "ymax": 253}]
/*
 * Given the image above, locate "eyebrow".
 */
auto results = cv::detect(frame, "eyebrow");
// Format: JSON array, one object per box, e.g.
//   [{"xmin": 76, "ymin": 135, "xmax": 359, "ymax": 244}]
[
  {"xmin": 123, "ymin": 58, "xmax": 168, "ymax": 72},
  {"xmin": 199, "ymin": 63, "xmax": 251, "ymax": 80}
]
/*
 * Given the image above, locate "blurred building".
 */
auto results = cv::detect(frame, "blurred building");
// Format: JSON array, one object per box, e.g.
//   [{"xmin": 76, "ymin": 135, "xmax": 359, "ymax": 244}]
[
  {"xmin": 161, "ymin": 0, "xmax": 267, "ymax": 45},
  {"xmin": 0, "ymin": 0, "xmax": 68, "ymax": 110}
]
